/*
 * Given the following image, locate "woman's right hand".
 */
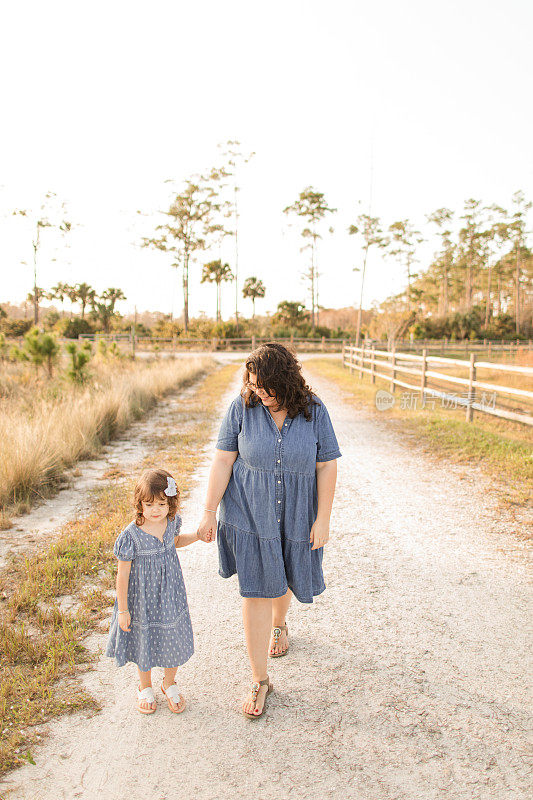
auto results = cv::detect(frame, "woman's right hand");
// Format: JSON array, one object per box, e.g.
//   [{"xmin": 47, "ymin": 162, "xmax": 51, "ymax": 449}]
[
  {"xmin": 197, "ymin": 510, "xmax": 217, "ymax": 543},
  {"xmin": 118, "ymin": 611, "xmax": 131, "ymax": 632}
]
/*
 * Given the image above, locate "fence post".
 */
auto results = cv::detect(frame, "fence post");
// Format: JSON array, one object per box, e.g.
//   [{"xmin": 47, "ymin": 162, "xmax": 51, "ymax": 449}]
[
  {"xmin": 251, "ymin": 335, "xmax": 256, "ymax": 350},
  {"xmin": 359, "ymin": 342, "xmax": 365, "ymax": 380},
  {"xmin": 488, "ymin": 340, "xmax": 492, "ymax": 358},
  {"xmin": 420, "ymin": 347, "xmax": 427, "ymax": 405},
  {"xmin": 321, "ymin": 335, "xmax": 325, "ymax": 352},
  {"xmin": 130, "ymin": 325, "xmax": 135, "ymax": 359},
  {"xmin": 390, "ymin": 347, "xmax": 396, "ymax": 392},
  {"xmin": 342, "ymin": 339, "xmax": 346, "ymax": 366},
  {"xmin": 466, "ymin": 352, "xmax": 476, "ymax": 423},
  {"xmin": 348, "ymin": 345, "xmax": 354, "ymax": 375},
  {"xmin": 211, "ymin": 337, "xmax": 217, "ymax": 351},
  {"xmin": 370, "ymin": 343, "xmax": 376, "ymax": 383}
]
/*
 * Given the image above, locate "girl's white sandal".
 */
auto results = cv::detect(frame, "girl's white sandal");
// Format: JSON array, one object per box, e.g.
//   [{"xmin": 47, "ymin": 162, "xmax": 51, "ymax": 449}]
[
  {"xmin": 137, "ymin": 685, "xmax": 157, "ymax": 714},
  {"xmin": 161, "ymin": 682, "xmax": 186, "ymax": 714}
]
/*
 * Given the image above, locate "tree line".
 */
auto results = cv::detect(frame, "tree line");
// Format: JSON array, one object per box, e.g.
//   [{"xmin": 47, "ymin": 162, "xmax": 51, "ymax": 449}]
[
  {"xmin": 141, "ymin": 145, "xmax": 532, "ymax": 341},
  {"xmin": 4, "ymin": 143, "xmax": 532, "ymax": 343},
  {"xmin": 22, "ymin": 283, "xmax": 126, "ymax": 334}
]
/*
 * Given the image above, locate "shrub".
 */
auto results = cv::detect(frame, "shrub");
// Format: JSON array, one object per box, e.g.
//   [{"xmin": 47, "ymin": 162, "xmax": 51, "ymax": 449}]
[
  {"xmin": 96, "ymin": 340, "xmax": 124, "ymax": 360},
  {"xmin": 23, "ymin": 328, "xmax": 60, "ymax": 377},
  {"xmin": 43, "ymin": 309, "xmax": 61, "ymax": 329},
  {"xmin": 0, "ymin": 319, "xmax": 33, "ymax": 337},
  {"xmin": 53, "ymin": 317, "xmax": 95, "ymax": 339},
  {"xmin": 65, "ymin": 341, "xmax": 92, "ymax": 384}
]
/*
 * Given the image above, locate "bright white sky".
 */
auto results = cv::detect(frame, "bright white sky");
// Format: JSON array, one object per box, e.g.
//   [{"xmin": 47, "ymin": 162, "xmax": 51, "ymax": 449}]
[{"xmin": 1, "ymin": 0, "xmax": 532, "ymax": 321}]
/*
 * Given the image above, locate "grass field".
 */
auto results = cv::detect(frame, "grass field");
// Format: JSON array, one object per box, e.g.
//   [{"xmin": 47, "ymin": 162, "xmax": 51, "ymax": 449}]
[{"xmin": 0, "ymin": 355, "xmax": 214, "ymax": 521}]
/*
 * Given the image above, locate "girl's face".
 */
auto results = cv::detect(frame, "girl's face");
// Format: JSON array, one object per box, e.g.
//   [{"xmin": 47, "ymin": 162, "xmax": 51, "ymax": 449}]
[
  {"xmin": 247, "ymin": 371, "xmax": 279, "ymax": 408},
  {"xmin": 141, "ymin": 495, "xmax": 169, "ymax": 523}
]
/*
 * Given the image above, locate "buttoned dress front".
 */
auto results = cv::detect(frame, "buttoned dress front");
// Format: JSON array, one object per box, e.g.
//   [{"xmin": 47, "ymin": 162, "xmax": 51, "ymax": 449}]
[
  {"xmin": 216, "ymin": 393, "xmax": 342, "ymax": 603},
  {"xmin": 105, "ymin": 514, "xmax": 194, "ymax": 671}
]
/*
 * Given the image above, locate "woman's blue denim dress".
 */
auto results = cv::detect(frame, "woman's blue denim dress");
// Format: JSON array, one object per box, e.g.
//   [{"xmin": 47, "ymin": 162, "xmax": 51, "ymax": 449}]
[{"xmin": 215, "ymin": 393, "xmax": 342, "ymax": 603}]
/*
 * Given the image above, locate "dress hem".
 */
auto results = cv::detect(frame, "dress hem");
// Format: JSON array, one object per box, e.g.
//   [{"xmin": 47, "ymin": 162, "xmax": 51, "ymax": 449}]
[
  {"xmin": 217, "ymin": 567, "xmax": 325, "ymax": 604},
  {"xmin": 106, "ymin": 652, "xmax": 194, "ymax": 670}
]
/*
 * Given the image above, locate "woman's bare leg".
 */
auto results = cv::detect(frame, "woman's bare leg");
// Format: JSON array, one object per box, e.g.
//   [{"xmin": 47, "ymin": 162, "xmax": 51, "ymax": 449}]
[
  {"xmin": 270, "ymin": 588, "xmax": 292, "ymax": 655},
  {"xmin": 242, "ymin": 597, "xmax": 272, "ymax": 715}
]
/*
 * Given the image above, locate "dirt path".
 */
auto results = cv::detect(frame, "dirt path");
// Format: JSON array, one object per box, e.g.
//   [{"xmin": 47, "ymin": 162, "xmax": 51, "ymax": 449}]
[{"xmin": 2, "ymin": 365, "xmax": 531, "ymax": 800}]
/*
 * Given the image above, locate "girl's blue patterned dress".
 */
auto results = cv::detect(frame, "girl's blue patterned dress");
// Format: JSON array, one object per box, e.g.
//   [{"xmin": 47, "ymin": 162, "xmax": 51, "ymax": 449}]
[
  {"xmin": 106, "ymin": 515, "xmax": 194, "ymax": 671},
  {"xmin": 216, "ymin": 393, "xmax": 342, "ymax": 604}
]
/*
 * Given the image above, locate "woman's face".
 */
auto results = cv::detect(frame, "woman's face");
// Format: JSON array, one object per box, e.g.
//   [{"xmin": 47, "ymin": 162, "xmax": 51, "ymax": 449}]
[{"xmin": 247, "ymin": 371, "xmax": 279, "ymax": 408}]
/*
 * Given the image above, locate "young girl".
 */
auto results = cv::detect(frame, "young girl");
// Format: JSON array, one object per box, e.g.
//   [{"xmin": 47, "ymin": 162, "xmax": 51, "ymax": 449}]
[{"xmin": 106, "ymin": 468, "xmax": 213, "ymax": 714}]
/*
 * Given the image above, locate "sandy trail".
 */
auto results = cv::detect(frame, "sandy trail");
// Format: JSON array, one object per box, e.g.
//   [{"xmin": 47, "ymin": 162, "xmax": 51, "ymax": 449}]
[{"xmin": 2, "ymin": 363, "xmax": 531, "ymax": 800}]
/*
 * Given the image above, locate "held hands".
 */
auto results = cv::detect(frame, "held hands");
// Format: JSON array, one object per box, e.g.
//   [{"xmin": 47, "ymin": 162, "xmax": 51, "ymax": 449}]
[
  {"xmin": 196, "ymin": 510, "xmax": 217, "ymax": 543},
  {"xmin": 310, "ymin": 518, "xmax": 330, "ymax": 550},
  {"xmin": 118, "ymin": 611, "xmax": 131, "ymax": 632}
]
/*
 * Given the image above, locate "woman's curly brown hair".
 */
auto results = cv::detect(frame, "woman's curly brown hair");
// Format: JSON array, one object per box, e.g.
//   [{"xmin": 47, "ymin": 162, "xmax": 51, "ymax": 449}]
[
  {"xmin": 133, "ymin": 468, "xmax": 179, "ymax": 526},
  {"xmin": 242, "ymin": 342, "xmax": 318, "ymax": 420}
]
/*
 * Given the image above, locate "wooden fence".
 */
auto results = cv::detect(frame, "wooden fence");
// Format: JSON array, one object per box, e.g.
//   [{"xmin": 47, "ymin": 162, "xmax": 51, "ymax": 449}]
[
  {"xmin": 342, "ymin": 343, "xmax": 533, "ymax": 426},
  {"xmin": 76, "ymin": 332, "xmax": 532, "ymax": 357}
]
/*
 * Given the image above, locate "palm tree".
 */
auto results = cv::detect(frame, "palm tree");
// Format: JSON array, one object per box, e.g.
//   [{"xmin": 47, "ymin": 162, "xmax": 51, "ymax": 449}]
[
  {"xmin": 72, "ymin": 282, "xmax": 95, "ymax": 319},
  {"xmin": 242, "ymin": 277, "xmax": 265, "ymax": 319},
  {"xmin": 201, "ymin": 260, "xmax": 234, "ymax": 322},
  {"xmin": 48, "ymin": 282, "xmax": 69, "ymax": 317},
  {"xmin": 90, "ymin": 288, "xmax": 126, "ymax": 332}
]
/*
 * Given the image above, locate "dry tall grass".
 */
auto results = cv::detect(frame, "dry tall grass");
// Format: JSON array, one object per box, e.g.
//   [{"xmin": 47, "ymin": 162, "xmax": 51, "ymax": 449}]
[{"xmin": 0, "ymin": 356, "xmax": 213, "ymax": 509}]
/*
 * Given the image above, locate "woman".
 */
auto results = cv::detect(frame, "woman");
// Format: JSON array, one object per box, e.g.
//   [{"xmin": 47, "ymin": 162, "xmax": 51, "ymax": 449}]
[{"xmin": 197, "ymin": 342, "xmax": 341, "ymax": 718}]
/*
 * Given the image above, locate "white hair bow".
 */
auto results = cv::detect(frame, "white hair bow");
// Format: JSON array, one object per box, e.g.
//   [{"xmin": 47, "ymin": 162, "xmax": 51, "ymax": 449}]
[{"xmin": 164, "ymin": 476, "xmax": 177, "ymax": 497}]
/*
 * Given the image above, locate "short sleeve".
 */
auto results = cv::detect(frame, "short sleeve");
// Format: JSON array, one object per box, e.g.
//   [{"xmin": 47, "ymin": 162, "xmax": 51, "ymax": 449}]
[
  {"xmin": 316, "ymin": 402, "xmax": 342, "ymax": 462},
  {"xmin": 216, "ymin": 395, "xmax": 243, "ymax": 451},
  {"xmin": 113, "ymin": 529, "xmax": 136, "ymax": 561},
  {"xmin": 172, "ymin": 514, "xmax": 182, "ymax": 535}
]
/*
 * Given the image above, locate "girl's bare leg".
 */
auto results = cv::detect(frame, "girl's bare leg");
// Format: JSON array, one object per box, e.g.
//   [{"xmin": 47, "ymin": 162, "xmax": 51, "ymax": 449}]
[
  {"xmin": 137, "ymin": 668, "xmax": 156, "ymax": 711},
  {"xmin": 270, "ymin": 588, "xmax": 292, "ymax": 655},
  {"xmin": 242, "ymin": 597, "xmax": 272, "ymax": 715}
]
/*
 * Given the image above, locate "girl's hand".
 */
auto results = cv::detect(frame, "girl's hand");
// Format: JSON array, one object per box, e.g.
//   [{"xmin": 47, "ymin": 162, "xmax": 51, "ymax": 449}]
[
  {"xmin": 118, "ymin": 611, "xmax": 131, "ymax": 632},
  {"xmin": 310, "ymin": 518, "xmax": 330, "ymax": 550},
  {"xmin": 197, "ymin": 511, "xmax": 216, "ymax": 543}
]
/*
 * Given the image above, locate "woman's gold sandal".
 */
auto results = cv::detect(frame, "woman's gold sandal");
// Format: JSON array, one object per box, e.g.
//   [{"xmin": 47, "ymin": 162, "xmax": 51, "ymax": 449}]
[
  {"xmin": 242, "ymin": 677, "xmax": 273, "ymax": 719},
  {"xmin": 269, "ymin": 623, "xmax": 289, "ymax": 657}
]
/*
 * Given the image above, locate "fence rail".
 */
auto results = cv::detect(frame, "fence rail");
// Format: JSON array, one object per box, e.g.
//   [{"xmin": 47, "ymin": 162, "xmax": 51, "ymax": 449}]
[
  {"xmin": 72, "ymin": 333, "xmax": 533, "ymax": 356},
  {"xmin": 342, "ymin": 343, "xmax": 533, "ymax": 426},
  {"xmin": 4, "ymin": 333, "xmax": 531, "ymax": 359},
  {"xmin": 76, "ymin": 334, "xmax": 346, "ymax": 352}
]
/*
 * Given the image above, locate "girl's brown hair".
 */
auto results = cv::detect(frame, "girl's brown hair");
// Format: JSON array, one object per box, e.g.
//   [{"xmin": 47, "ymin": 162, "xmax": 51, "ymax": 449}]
[
  {"xmin": 242, "ymin": 342, "xmax": 318, "ymax": 420},
  {"xmin": 133, "ymin": 468, "xmax": 179, "ymax": 526}
]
